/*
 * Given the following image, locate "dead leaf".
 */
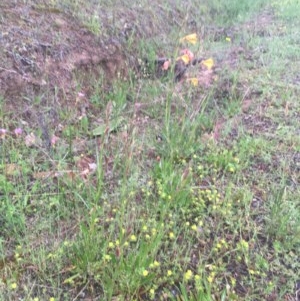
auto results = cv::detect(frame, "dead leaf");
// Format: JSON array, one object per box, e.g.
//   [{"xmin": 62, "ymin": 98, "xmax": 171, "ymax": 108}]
[
  {"xmin": 196, "ymin": 69, "xmax": 214, "ymax": 87},
  {"xmin": 213, "ymin": 119, "xmax": 225, "ymax": 141},
  {"xmin": 0, "ymin": 129, "xmax": 7, "ymax": 139},
  {"xmin": 201, "ymin": 58, "xmax": 214, "ymax": 70},
  {"xmin": 162, "ymin": 60, "xmax": 171, "ymax": 70},
  {"xmin": 176, "ymin": 54, "xmax": 190, "ymax": 65},
  {"xmin": 5, "ymin": 164, "xmax": 21, "ymax": 176},
  {"xmin": 51, "ymin": 135, "xmax": 60, "ymax": 146},
  {"xmin": 180, "ymin": 33, "xmax": 198, "ymax": 45},
  {"xmin": 25, "ymin": 133, "xmax": 37, "ymax": 147},
  {"xmin": 33, "ymin": 170, "xmax": 75, "ymax": 181},
  {"xmin": 92, "ymin": 116, "xmax": 125, "ymax": 136},
  {"xmin": 242, "ymin": 99, "xmax": 252, "ymax": 113},
  {"xmin": 75, "ymin": 155, "xmax": 97, "ymax": 179}
]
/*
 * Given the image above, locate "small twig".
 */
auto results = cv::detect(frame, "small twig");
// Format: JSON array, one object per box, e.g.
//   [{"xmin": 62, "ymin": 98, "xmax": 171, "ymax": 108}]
[
  {"xmin": 72, "ymin": 280, "xmax": 90, "ymax": 301},
  {"xmin": 0, "ymin": 66, "xmax": 18, "ymax": 74}
]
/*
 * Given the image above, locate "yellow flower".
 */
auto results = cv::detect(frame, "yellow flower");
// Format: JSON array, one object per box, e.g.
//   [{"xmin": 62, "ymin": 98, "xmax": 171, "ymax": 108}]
[
  {"xmin": 10, "ymin": 283, "xmax": 17, "ymax": 289},
  {"xmin": 130, "ymin": 235, "xmax": 137, "ymax": 242},
  {"xmin": 104, "ymin": 254, "xmax": 112, "ymax": 261},
  {"xmin": 169, "ymin": 232, "xmax": 175, "ymax": 240},
  {"xmin": 167, "ymin": 270, "xmax": 173, "ymax": 277},
  {"xmin": 142, "ymin": 270, "xmax": 149, "ymax": 277},
  {"xmin": 225, "ymin": 37, "xmax": 231, "ymax": 42},
  {"xmin": 151, "ymin": 228, "xmax": 157, "ymax": 235},
  {"xmin": 49, "ymin": 298, "xmax": 55, "ymax": 301},
  {"xmin": 108, "ymin": 242, "xmax": 114, "ymax": 248},
  {"xmin": 184, "ymin": 270, "xmax": 193, "ymax": 281},
  {"xmin": 191, "ymin": 224, "xmax": 198, "ymax": 231},
  {"xmin": 153, "ymin": 261, "xmax": 160, "ymax": 267}
]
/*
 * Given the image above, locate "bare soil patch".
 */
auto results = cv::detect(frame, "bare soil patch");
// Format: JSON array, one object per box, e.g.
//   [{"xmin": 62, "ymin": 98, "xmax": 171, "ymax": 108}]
[{"xmin": 0, "ymin": 2, "xmax": 130, "ymax": 106}]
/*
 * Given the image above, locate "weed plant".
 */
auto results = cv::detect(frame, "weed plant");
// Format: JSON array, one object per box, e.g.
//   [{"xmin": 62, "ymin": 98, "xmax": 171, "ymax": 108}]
[{"xmin": 0, "ymin": 0, "xmax": 299, "ymax": 300}]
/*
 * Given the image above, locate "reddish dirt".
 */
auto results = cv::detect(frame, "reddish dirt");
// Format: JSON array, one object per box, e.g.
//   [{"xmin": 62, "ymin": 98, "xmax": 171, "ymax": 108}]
[{"xmin": 0, "ymin": 2, "xmax": 129, "ymax": 105}]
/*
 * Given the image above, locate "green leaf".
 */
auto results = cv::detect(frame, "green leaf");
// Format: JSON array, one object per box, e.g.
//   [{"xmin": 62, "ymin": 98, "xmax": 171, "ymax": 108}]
[{"xmin": 92, "ymin": 117, "xmax": 125, "ymax": 136}]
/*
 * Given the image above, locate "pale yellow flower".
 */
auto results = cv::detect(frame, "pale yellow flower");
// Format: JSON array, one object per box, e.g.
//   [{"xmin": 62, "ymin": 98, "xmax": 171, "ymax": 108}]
[
  {"xmin": 142, "ymin": 270, "xmax": 149, "ymax": 277},
  {"xmin": 169, "ymin": 232, "xmax": 175, "ymax": 240},
  {"xmin": 184, "ymin": 270, "xmax": 193, "ymax": 281},
  {"xmin": 130, "ymin": 235, "xmax": 137, "ymax": 242}
]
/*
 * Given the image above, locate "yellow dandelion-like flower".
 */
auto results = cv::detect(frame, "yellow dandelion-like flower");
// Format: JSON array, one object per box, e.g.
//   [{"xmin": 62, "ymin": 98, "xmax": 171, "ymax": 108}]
[
  {"xmin": 184, "ymin": 270, "xmax": 193, "ymax": 281},
  {"xmin": 169, "ymin": 232, "xmax": 175, "ymax": 240},
  {"xmin": 195, "ymin": 274, "xmax": 200, "ymax": 281},
  {"xmin": 63, "ymin": 241, "xmax": 70, "ymax": 247},
  {"xmin": 104, "ymin": 254, "xmax": 112, "ymax": 262},
  {"xmin": 115, "ymin": 240, "xmax": 120, "ymax": 246},
  {"xmin": 142, "ymin": 225, "xmax": 148, "ymax": 232},
  {"xmin": 145, "ymin": 234, "xmax": 151, "ymax": 240},
  {"xmin": 130, "ymin": 235, "xmax": 137, "ymax": 242},
  {"xmin": 153, "ymin": 261, "xmax": 160, "ymax": 267},
  {"xmin": 123, "ymin": 241, "xmax": 129, "ymax": 247},
  {"xmin": 207, "ymin": 275, "xmax": 214, "ymax": 283},
  {"xmin": 228, "ymin": 166, "xmax": 235, "ymax": 173},
  {"xmin": 142, "ymin": 270, "xmax": 149, "ymax": 277},
  {"xmin": 49, "ymin": 298, "xmax": 55, "ymax": 301},
  {"xmin": 108, "ymin": 242, "xmax": 114, "ymax": 248},
  {"xmin": 10, "ymin": 283, "xmax": 17, "ymax": 289},
  {"xmin": 191, "ymin": 224, "xmax": 198, "ymax": 231},
  {"xmin": 167, "ymin": 270, "xmax": 173, "ymax": 277}
]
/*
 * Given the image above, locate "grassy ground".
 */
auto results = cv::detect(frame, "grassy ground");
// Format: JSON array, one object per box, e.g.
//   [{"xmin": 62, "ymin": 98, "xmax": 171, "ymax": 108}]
[{"xmin": 0, "ymin": 0, "xmax": 299, "ymax": 300}]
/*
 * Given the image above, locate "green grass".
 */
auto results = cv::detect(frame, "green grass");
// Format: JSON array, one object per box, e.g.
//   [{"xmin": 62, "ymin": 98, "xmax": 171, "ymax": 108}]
[{"xmin": 1, "ymin": 0, "xmax": 300, "ymax": 300}]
